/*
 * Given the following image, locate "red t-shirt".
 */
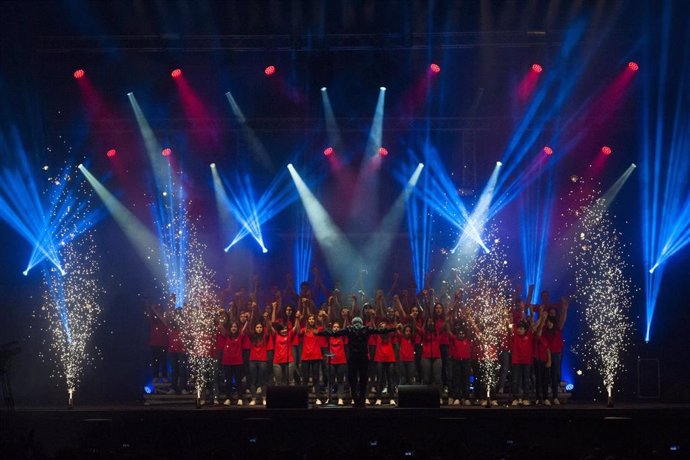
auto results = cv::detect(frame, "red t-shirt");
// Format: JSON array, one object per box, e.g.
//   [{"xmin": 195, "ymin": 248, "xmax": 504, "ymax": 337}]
[
  {"xmin": 449, "ymin": 335, "xmax": 471, "ymax": 360},
  {"xmin": 221, "ymin": 335, "xmax": 244, "ymax": 366},
  {"xmin": 374, "ymin": 334, "xmax": 396, "ymax": 362},
  {"xmin": 533, "ymin": 334, "xmax": 550, "ymax": 362},
  {"xmin": 301, "ymin": 327, "xmax": 323, "ymax": 360},
  {"xmin": 511, "ymin": 328, "xmax": 533, "ymax": 365},
  {"xmin": 240, "ymin": 323, "xmax": 251, "ymax": 350},
  {"xmin": 543, "ymin": 327, "xmax": 563, "ymax": 353},
  {"xmin": 148, "ymin": 315, "xmax": 168, "ymax": 347},
  {"xmin": 329, "ymin": 336, "xmax": 348, "ymax": 365},
  {"xmin": 273, "ymin": 332, "xmax": 295, "ymax": 364},
  {"xmin": 407, "ymin": 318, "xmax": 424, "ymax": 345},
  {"xmin": 248, "ymin": 333, "xmax": 269, "ymax": 361},
  {"xmin": 167, "ymin": 328, "xmax": 184, "ymax": 353},
  {"xmin": 435, "ymin": 319, "xmax": 449, "ymax": 345},
  {"xmin": 266, "ymin": 333, "xmax": 275, "ymax": 351},
  {"xmin": 398, "ymin": 333, "xmax": 415, "ymax": 362},
  {"xmin": 421, "ymin": 331, "xmax": 441, "ymax": 359}
]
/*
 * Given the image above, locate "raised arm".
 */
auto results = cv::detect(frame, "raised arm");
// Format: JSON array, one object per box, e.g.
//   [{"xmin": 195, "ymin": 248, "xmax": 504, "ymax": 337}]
[
  {"xmin": 534, "ymin": 305, "xmax": 547, "ymax": 336},
  {"xmin": 393, "ymin": 295, "xmax": 407, "ymax": 320},
  {"xmin": 316, "ymin": 327, "xmax": 348, "ymax": 337},
  {"xmin": 350, "ymin": 293, "xmax": 360, "ymax": 317},
  {"xmin": 386, "ymin": 272, "xmax": 400, "ymax": 300},
  {"xmin": 375, "ymin": 290, "xmax": 386, "ymax": 319},
  {"xmin": 293, "ymin": 311, "xmax": 302, "ymax": 334},
  {"xmin": 526, "ymin": 284, "xmax": 535, "ymax": 307},
  {"xmin": 369, "ymin": 325, "xmax": 398, "ymax": 335},
  {"xmin": 559, "ymin": 297, "xmax": 570, "ymax": 330}
]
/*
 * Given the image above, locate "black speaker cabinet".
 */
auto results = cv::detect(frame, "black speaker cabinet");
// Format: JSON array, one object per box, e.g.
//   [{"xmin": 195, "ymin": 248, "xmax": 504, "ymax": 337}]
[
  {"xmin": 266, "ymin": 385, "xmax": 309, "ymax": 408},
  {"xmin": 397, "ymin": 385, "xmax": 440, "ymax": 408}
]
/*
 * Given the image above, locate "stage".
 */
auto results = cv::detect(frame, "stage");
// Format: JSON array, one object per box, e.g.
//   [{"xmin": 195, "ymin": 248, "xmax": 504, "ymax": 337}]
[{"xmin": 2, "ymin": 403, "xmax": 688, "ymax": 460}]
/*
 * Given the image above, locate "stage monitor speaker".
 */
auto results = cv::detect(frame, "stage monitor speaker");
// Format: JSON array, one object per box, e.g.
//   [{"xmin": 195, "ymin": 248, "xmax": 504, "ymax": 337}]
[
  {"xmin": 637, "ymin": 358, "xmax": 660, "ymax": 399},
  {"xmin": 397, "ymin": 385, "xmax": 440, "ymax": 408},
  {"xmin": 266, "ymin": 385, "xmax": 309, "ymax": 409}
]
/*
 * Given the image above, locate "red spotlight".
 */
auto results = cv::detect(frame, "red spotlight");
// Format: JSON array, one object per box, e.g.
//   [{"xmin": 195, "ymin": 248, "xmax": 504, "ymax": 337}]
[
  {"xmin": 73, "ymin": 69, "xmax": 85, "ymax": 79},
  {"xmin": 161, "ymin": 148, "xmax": 172, "ymax": 157},
  {"xmin": 171, "ymin": 68, "xmax": 182, "ymax": 78},
  {"xmin": 543, "ymin": 146, "xmax": 553, "ymax": 156},
  {"xmin": 430, "ymin": 63, "xmax": 441, "ymax": 73},
  {"xmin": 379, "ymin": 147, "xmax": 389, "ymax": 157},
  {"xmin": 531, "ymin": 64, "xmax": 543, "ymax": 73},
  {"xmin": 628, "ymin": 61, "xmax": 639, "ymax": 72},
  {"xmin": 264, "ymin": 65, "xmax": 276, "ymax": 76},
  {"xmin": 601, "ymin": 146, "xmax": 612, "ymax": 155},
  {"xmin": 323, "ymin": 147, "xmax": 334, "ymax": 157},
  {"xmin": 106, "ymin": 149, "xmax": 117, "ymax": 158}
]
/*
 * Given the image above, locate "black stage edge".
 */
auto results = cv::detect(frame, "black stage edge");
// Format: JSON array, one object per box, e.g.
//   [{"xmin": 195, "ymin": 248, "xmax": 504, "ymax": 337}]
[{"xmin": 1, "ymin": 404, "xmax": 689, "ymax": 460}]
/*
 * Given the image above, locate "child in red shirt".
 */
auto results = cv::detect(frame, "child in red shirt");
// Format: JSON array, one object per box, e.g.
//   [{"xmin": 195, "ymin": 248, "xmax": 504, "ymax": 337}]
[
  {"xmin": 272, "ymin": 315, "xmax": 300, "ymax": 386},
  {"xmin": 327, "ymin": 321, "xmax": 348, "ymax": 405},
  {"xmin": 374, "ymin": 321, "xmax": 398, "ymax": 406},
  {"xmin": 510, "ymin": 319, "xmax": 534, "ymax": 406},
  {"xmin": 397, "ymin": 324, "xmax": 417, "ymax": 385},
  {"xmin": 449, "ymin": 324, "xmax": 473, "ymax": 405},
  {"xmin": 300, "ymin": 314, "xmax": 324, "ymax": 404},
  {"xmin": 221, "ymin": 321, "xmax": 245, "ymax": 405},
  {"xmin": 245, "ymin": 305, "xmax": 272, "ymax": 406}
]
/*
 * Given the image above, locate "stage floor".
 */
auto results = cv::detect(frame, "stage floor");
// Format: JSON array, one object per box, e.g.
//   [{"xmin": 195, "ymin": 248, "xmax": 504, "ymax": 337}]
[{"xmin": 2, "ymin": 403, "xmax": 689, "ymax": 459}]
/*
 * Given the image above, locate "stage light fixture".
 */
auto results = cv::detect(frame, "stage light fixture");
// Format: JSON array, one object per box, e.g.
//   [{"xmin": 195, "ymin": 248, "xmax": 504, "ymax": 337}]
[
  {"xmin": 601, "ymin": 146, "xmax": 612, "ymax": 155},
  {"xmin": 543, "ymin": 146, "xmax": 553, "ymax": 156},
  {"xmin": 171, "ymin": 68, "xmax": 182, "ymax": 78},
  {"xmin": 380, "ymin": 86, "xmax": 386, "ymax": 91},
  {"xmin": 321, "ymin": 87, "xmax": 327, "ymax": 92},
  {"xmin": 323, "ymin": 147, "xmax": 334, "ymax": 157},
  {"xmin": 161, "ymin": 148, "xmax": 172, "ymax": 157},
  {"xmin": 264, "ymin": 65, "xmax": 276, "ymax": 76},
  {"xmin": 496, "ymin": 161, "xmax": 503, "ymax": 167},
  {"xmin": 210, "ymin": 163, "xmax": 216, "ymax": 168},
  {"xmin": 430, "ymin": 63, "xmax": 441, "ymax": 73},
  {"xmin": 628, "ymin": 61, "xmax": 639, "ymax": 72},
  {"xmin": 73, "ymin": 69, "xmax": 85, "ymax": 79},
  {"xmin": 531, "ymin": 64, "xmax": 543, "ymax": 73},
  {"xmin": 379, "ymin": 147, "xmax": 389, "ymax": 157},
  {"xmin": 106, "ymin": 149, "xmax": 117, "ymax": 158}
]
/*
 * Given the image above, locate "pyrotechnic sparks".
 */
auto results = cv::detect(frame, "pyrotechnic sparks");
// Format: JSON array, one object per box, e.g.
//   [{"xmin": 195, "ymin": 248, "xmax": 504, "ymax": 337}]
[
  {"xmin": 567, "ymin": 182, "xmax": 634, "ymax": 402},
  {"xmin": 158, "ymin": 200, "xmax": 219, "ymax": 403},
  {"xmin": 40, "ymin": 233, "xmax": 103, "ymax": 404},
  {"xmin": 35, "ymin": 167, "xmax": 103, "ymax": 405},
  {"xmin": 181, "ymin": 222, "xmax": 220, "ymax": 403},
  {"xmin": 449, "ymin": 226, "xmax": 512, "ymax": 400}
]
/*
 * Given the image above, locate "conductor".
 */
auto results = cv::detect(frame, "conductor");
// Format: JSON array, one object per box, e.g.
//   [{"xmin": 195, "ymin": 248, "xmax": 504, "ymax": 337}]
[{"xmin": 318, "ymin": 317, "xmax": 397, "ymax": 408}]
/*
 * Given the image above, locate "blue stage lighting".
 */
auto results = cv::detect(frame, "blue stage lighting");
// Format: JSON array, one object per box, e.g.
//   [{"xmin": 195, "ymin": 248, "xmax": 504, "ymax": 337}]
[
  {"xmin": 0, "ymin": 131, "xmax": 101, "ymax": 275},
  {"xmin": 565, "ymin": 383, "xmax": 574, "ymax": 391},
  {"xmin": 407, "ymin": 143, "xmax": 487, "ymax": 250},
  {"xmin": 406, "ymin": 186, "xmax": 431, "ymax": 291},
  {"xmin": 215, "ymin": 167, "xmax": 296, "ymax": 253},
  {"xmin": 520, "ymin": 174, "xmax": 554, "ymax": 302},
  {"xmin": 294, "ymin": 211, "xmax": 313, "ymax": 292},
  {"xmin": 640, "ymin": 1, "xmax": 690, "ymax": 341}
]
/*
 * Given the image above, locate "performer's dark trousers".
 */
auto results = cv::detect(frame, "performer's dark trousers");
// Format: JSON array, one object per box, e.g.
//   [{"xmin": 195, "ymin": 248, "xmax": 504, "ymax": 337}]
[{"xmin": 348, "ymin": 353, "xmax": 369, "ymax": 406}]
